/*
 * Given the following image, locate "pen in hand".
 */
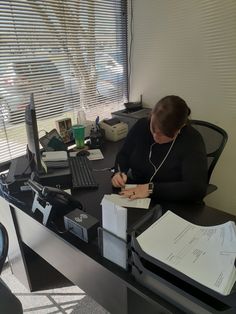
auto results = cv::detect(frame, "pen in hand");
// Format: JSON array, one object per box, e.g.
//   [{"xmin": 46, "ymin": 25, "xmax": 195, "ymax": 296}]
[{"xmin": 117, "ymin": 164, "xmax": 125, "ymax": 189}]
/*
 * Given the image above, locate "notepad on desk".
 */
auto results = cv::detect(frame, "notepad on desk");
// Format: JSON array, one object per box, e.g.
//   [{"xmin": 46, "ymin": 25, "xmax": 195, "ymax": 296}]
[
  {"xmin": 87, "ymin": 149, "xmax": 104, "ymax": 160},
  {"xmin": 137, "ymin": 210, "xmax": 236, "ymax": 295},
  {"xmin": 103, "ymin": 194, "xmax": 151, "ymax": 209},
  {"xmin": 68, "ymin": 149, "xmax": 104, "ymax": 160}
]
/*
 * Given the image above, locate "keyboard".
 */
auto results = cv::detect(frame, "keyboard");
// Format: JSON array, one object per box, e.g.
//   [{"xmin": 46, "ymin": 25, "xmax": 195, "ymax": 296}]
[{"xmin": 68, "ymin": 155, "xmax": 98, "ymax": 189}]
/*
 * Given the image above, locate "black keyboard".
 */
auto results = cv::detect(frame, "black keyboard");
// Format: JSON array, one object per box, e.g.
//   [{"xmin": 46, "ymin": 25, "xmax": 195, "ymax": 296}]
[{"xmin": 68, "ymin": 155, "xmax": 98, "ymax": 189}]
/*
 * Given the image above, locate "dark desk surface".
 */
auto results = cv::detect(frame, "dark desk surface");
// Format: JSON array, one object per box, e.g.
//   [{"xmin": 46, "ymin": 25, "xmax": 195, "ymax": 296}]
[
  {"xmin": 69, "ymin": 140, "xmax": 235, "ymax": 227},
  {"xmin": 1, "ymin": 139, "xmax": 236, "ymax": 314}
]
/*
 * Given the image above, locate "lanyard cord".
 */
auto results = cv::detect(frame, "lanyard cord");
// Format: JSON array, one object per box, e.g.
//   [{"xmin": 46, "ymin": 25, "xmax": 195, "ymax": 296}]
[{"xmin": 149, "ymin": 135, "xmax": 177, "ymax": 183}]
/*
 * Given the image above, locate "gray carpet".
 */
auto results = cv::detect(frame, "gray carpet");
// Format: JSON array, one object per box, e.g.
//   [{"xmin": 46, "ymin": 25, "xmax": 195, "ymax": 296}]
[{"xmin": 2, "ymin": 264, "xmax": 109, "ymax": 314}]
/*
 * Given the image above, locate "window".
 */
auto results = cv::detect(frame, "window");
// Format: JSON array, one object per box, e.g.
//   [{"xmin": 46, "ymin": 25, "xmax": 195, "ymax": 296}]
[{"xmin": 0, "ymin": 0, "xmax": 128, "ymax": 167}]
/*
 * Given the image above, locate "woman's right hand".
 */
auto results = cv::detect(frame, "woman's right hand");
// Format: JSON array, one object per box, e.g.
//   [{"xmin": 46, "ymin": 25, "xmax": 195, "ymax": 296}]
[{"xmin": 111, "ymin": 172, "xmax": 127, "ymax": 188}]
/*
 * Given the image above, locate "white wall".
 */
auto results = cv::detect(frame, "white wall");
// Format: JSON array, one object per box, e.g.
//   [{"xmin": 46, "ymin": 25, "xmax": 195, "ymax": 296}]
[{"xmin": 129, "ymin": 0, "xmax": 236, "ymax": 214}]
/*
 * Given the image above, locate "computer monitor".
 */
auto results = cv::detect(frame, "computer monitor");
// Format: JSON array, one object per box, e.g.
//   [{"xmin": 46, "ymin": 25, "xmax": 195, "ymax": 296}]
[{"xmin": 25, "ymin": 93, "xmax": 45, "ymax": 174}]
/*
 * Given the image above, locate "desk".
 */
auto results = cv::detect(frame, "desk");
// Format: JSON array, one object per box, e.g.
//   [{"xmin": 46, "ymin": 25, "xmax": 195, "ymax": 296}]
[{"xmin": 1, "ymin": 140, "xmax": 236, "ymax": 314}]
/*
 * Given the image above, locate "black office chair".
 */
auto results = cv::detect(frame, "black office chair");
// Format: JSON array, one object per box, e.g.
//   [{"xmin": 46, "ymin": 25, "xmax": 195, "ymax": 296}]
[
  {"xmin": 190, "ymin": 120, "xmax": 228, "ymax": 195},
  {"xmin": 0, "ymin": 222, "xmax": 23, "ymax": 314},
  {"xmin": 0, "ymin": 222, "xmax": 8, "ymax": 274}
]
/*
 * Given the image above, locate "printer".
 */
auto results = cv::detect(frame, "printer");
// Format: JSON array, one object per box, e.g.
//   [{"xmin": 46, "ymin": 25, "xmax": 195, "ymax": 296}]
[
  {"xmin": 99, "ymin": 118, "xmax": 128, "ymax": 142},
  {"xmin": 112, "ymin": 108, "xmax": 151, "ymax": 131}
]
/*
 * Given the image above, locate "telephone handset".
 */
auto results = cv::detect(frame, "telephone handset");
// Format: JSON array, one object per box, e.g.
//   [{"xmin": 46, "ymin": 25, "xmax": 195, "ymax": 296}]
[{"xmin": 27, "ymin": 179, "xmax": 83, "ymax": 226}]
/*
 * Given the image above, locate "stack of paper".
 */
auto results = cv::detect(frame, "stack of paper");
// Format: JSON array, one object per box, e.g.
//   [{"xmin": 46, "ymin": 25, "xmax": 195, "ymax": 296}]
[
  {"xmin": 42, "ymin": 151, "xmax": 68, "ymax": 162},
  {"xmin": 100, "ymin": 192, "xmax": 151, "ymax": 269},
  {"xmin": 103, "ymin": 194, "xmax": 151, "ymax": 209},
  {"xmin": 101, "ymin": 196, "xmax": 127, "ymax": 269},
  {"xmin": 137, "ymin": 210, "xmax": 236, "ymax": 295}
]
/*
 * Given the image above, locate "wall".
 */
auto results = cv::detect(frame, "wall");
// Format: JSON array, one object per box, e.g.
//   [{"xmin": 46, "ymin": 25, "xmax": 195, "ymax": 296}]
[{"xmin": 128, "ymin": 0, "xmax": 236, "ymax": 214}]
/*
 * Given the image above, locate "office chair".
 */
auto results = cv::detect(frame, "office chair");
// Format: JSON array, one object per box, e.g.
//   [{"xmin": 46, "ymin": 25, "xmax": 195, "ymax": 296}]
[
  {"xmin": 0, "ymin": 222, "xmax": 8, "ymax": 274},
  {"xmin": 190, "ymin": 120, "xmax": 228, "ymax": 195},
  {"xmin": 0, "ymin": 222, "xmax": 23, "ymax": 313}
]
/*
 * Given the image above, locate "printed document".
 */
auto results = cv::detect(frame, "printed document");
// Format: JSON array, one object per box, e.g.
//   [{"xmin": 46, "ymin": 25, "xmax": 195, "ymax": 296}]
[{"xmin": 137, "ymin": 210, "xmax": 236, "ymax": 295}]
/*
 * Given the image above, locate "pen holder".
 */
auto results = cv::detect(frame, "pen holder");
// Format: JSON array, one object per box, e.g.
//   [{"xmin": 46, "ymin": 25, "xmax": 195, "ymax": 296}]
[{"xmin": 89, "ymin": 129, "xmax": 104, "ymax": 149}]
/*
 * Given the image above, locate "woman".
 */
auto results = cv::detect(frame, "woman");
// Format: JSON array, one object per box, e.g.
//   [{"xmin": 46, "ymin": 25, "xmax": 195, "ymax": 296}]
[{"xmin": 111, "ymin": 95, "xmax": 208, "ymax": 203}]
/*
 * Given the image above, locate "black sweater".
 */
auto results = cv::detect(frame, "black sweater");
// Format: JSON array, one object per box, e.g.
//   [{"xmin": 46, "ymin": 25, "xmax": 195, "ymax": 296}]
[{"xmin": 115, "ymin": 118, "xmax": 208, "ymax": 202}]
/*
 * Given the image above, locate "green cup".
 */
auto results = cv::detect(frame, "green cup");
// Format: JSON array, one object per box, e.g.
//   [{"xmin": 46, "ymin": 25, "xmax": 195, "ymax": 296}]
[{"xmin": 72, "ymin": 125, "xmax": 85, "ymax": 149}]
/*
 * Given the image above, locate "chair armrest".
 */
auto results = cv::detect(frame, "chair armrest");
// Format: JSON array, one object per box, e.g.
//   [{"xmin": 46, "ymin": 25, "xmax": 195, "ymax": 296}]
[
  {"xmin": 206, "ymin": 184, "xmax": 217, "ymax": 195},
  {"xmin": 0, "ymin": 279, "xmax": 23, "ymax": 314}
]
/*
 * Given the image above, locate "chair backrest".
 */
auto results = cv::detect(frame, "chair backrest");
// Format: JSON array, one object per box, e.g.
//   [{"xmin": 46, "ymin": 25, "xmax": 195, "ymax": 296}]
[
  {"xmin": 0, "ymin": 222, "xmax": 8, "ymax": 274},
  {"xmin": 190, "ymin": 120, "xmax": 228, "ymax": 183}
]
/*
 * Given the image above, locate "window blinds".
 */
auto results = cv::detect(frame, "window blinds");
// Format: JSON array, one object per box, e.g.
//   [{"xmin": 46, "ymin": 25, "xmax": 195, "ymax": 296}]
[{"xmin": 0, "ymin": 0, "xmax": 128, "ymax": 165}]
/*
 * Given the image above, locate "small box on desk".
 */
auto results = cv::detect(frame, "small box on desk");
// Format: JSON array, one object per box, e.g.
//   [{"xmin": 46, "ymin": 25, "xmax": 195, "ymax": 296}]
[{"xmin": 64, "ymin": 208, "xmax": 99, "ymax": 243}]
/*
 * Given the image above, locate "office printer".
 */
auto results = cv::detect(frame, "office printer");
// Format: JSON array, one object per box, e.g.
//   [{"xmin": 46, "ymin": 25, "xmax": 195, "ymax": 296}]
[
  {"xmin": 112, "ymin": 107, "xmax": 151, "ymax": 130},
  {"xmin": 99, "ymin": 118, "xmax": 128, "ymax": 142}
]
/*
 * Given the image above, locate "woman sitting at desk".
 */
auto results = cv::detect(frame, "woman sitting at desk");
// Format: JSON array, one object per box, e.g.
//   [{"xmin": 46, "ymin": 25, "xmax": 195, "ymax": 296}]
[{"xmin": 111, "ymin": 95, "xmax": 208, "ymax": 203}]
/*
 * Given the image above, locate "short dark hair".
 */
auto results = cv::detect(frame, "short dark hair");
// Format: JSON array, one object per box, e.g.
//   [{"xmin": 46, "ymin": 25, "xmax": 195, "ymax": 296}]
[{"xmin": 152, "ymin": 95, "xmax": 191, "ymax": 137}]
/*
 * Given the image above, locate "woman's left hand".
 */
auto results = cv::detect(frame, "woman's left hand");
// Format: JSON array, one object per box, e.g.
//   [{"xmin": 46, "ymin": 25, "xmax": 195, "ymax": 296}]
[{"xmin": 119, "ymin": 184, "xmax": 149, "ymax": 199}]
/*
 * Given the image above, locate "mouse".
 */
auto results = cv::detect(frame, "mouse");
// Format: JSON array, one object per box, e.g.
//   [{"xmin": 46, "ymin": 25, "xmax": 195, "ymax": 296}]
[{"xmin": 76, "ymin": 150, "xmax": 90, "ymax": 157}]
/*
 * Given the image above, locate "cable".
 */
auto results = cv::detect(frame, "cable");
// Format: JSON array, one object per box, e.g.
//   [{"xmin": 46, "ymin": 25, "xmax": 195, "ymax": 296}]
[{"xmin": 149, "ymin": 135, "xmax": 178, "ymax": 182}]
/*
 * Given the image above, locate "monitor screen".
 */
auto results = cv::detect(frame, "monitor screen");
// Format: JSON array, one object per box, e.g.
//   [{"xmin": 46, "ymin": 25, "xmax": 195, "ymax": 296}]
[{"xmin": 25, "ymin": 93, "xmax": 45, "ymax": 174}]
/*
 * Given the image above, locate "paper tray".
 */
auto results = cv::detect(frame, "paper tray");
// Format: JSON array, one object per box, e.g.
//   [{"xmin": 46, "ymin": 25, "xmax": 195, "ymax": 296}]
[
  {"xmin": 98, "ymin": 227, "xmax": 128, "ymax": 270},
  {"xmin": 130, "ymin": 214, "xmax": 236, "ymax": 314}
]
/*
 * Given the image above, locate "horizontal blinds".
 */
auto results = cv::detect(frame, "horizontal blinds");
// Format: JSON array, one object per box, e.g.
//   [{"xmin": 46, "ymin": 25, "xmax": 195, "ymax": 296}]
[{"xmin": 0, "ymin": 0, "xmax": 128, "ymax": 164}]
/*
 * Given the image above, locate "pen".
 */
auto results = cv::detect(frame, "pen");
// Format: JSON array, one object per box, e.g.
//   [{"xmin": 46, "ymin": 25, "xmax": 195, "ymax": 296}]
[
  {"xmin": 117, "ymin": 163, "xmax": 122, "ymax": 175},
  {"xmin": 117, "ymin": 164, "xmax": 125, "ymax": 189}
]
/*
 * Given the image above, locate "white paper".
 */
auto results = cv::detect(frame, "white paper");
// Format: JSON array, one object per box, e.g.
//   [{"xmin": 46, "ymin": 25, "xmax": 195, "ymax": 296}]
[
  {"xmin": 68, "ymin": 149, "xmax": 104, "ymax": 160},
  {"xmin": 87, "ymin": 149, "xmax": 104, "ymax": 160},
  {"xmin": 101, "ymin": 197, "xmax": 127, "ymax": 240},
  {"xmin": 104, "ymin": 194, "xmax": 150, "ymax": 209},
  {"xmin": 101, "ymin": 196, "xmax": 128, "ymax": 268},
  {"xmin": 102, "ymin": 231, "xmax": 127, "ymax": 269},
  {"xmin": 137, "ymin": 210, "xmax": 236, "ymax": 295}
]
